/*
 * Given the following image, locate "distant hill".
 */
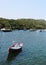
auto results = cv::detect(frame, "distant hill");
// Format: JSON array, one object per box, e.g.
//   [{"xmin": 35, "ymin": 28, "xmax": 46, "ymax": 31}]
[{"xmin": 0, "ymin": 18, "xmax": 46, "ymax": 30}]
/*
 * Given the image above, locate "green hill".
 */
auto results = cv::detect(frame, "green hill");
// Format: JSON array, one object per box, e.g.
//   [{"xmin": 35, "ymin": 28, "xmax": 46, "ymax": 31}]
[{"xmin": 0, "ymin": 18, "xmax": 46, "ymax": 30}]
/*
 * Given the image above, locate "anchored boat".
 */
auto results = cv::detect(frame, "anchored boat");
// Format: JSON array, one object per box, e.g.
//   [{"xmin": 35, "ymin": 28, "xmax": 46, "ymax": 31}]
[
  {"xmin": 9, "ymin": 42, "xmax": 23, "ymax": 53},
  {"xmin": 1, "ymin": 28, "xmax": 12, "ymax": 32}
]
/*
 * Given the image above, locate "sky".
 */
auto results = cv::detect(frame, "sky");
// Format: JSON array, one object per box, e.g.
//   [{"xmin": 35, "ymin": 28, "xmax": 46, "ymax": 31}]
[{"xmin": 0, "ymin": 0, "xmax": 46, "ymax": 20}]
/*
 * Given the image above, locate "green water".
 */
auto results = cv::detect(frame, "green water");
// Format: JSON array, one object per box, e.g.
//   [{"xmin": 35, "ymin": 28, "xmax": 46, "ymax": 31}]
[{"xmin": 0, "ymin": 30, "xmax": 46, "ymax": 65}]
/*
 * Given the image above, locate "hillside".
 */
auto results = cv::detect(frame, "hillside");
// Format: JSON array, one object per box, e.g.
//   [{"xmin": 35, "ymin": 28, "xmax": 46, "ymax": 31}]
[{"xmin": 0, "ymin": 18, "xmax": 46, "ymax": 30}]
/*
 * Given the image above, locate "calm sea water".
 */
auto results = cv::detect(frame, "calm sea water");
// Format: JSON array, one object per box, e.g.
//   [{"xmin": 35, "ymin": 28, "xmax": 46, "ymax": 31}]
[{"xmin": 0, "ymin": 30, "xmax": 46, "ymax": 65}]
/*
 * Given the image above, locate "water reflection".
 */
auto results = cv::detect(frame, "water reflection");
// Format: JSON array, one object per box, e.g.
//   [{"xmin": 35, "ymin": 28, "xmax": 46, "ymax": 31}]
[{"xmin": 7, "ymin": 50, "xmax": 22, "ymax": 61}]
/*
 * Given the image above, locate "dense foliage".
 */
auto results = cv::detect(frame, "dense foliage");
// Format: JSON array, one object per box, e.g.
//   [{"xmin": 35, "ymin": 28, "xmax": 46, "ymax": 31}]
[{"xmin": 0, "ymin": 18, "xmax": 46, "ymax": 30}]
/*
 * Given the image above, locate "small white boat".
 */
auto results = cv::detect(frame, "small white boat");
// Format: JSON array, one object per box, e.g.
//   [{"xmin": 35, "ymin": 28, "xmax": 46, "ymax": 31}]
[
  {"xmin": 1, "ymin": 28, "xmax": 12, "ymax": 32},
  {"xmin": 9, "ymin": 42, "xmax": 23, "ymax": 53}
]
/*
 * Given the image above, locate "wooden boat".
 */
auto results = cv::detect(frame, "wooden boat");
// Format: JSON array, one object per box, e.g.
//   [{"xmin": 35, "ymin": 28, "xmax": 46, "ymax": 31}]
[{"xmin": 9, "ymin": 42, "xmax": 23, "ymax": 53}]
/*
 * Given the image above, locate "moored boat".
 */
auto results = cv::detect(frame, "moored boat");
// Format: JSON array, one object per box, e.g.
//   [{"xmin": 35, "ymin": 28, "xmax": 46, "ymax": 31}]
[
  {"xmin": 9, "ymin": 42, "xmax": 23, "ymax": 53},
  {"xmin": 1, "ymin": 28, "xmax": 12, "ymax": 32}
]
